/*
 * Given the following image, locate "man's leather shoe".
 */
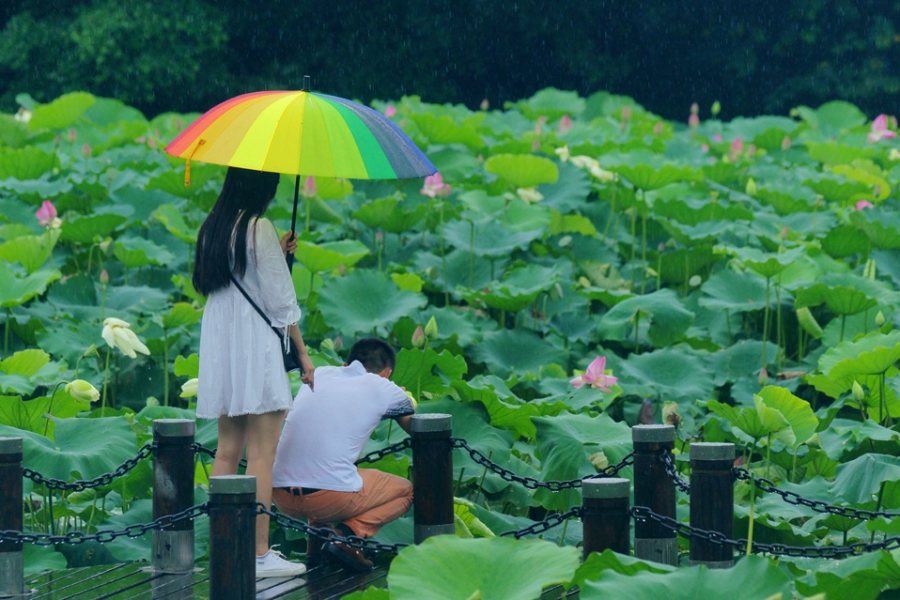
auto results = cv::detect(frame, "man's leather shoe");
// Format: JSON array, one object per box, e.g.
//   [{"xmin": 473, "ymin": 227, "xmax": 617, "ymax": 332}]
[
  {"xmin": 323, "ymin": 541, "xmax": 374, "ymax": 572},
  {"xmin": 306, "ymin": 527, "xmax": 338, "ymax": 564}
]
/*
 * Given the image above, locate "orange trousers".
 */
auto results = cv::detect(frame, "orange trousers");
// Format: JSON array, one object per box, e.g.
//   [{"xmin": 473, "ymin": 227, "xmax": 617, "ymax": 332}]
[{"xmin": 272, "ymin": 468, "xmax": 412, "ymax": 538}]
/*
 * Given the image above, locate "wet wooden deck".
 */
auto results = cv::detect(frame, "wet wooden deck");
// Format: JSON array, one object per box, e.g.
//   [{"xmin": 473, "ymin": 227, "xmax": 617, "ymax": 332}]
[{"xmin": 24, "ymin": 562, "xmax": 386, "ymax": 600}]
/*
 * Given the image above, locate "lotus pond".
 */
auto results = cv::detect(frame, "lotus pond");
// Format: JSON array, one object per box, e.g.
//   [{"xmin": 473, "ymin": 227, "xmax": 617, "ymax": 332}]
[{"xmin": 2, "ymin": 90, "xmax": 900, "ymax": 599}]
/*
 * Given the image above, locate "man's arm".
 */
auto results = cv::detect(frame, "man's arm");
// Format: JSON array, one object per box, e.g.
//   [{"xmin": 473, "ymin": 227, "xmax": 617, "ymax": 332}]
[{"xmin": 395, "ymin": 415, "xmax": 412, "ymax": 434}]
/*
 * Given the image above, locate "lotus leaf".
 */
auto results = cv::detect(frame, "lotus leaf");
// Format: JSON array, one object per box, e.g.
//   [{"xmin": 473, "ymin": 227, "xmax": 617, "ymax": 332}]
[
  {"xmin": 503, "ymin": 200, "xmax": 552, "ymax": 232},
  {"xmin": 23, "ymin": 544, "xmax": 66, "ymax": 576},
  {"xmin": 60, "ymin": 213, "xmax": 128, "ymax": 245},
  {"xmin": 318, "ymin": 269, "xmax": 427, "ymax": 336},
  {"xmin": 700, "ymin": 269, "xmax": 769, "ymax": 313},
  {"xmin": 618, "ymin": 347, "xmax": 715, "ymax": 404},
  {"xmin": 803, "ymin": 177, "xmax": 870, "ymax": 203},
  {"xmin": 514, "ymin": 87, "xmax": 586, "ymax": 120},
  {"xmin": 755, "ymin": 386, "xmax": 819, "ymax": 447},
  {"xmin": 821, "ymin": 224, "xmax": 870, "ymax": 259},
  {"xmin": 292, "ymin": 239, "xmax": 370, "ymax": 273},
  {"xmin": 0, "ymin": 263, "xmax": 60, "ymax": 308},
  {"xmin": 353, "ymin": 197, "xmax": 428, "ymax": 233},
  {"xmin": 387, "ymin": 536, "xmax": 579, "ymax": 600},
  {"xmin": 443, "ymin": 218, "xmax": 542, "ymax": 258},
  {"xmin": 849, "ymin": 209, "xmax": 900, "ymax": 250},
  {"xmin": 153, "ymin": 204, "xmax": 197, "ymax": 244},
  {"xmin": 830, "ymin": 165, "xmax": 890, "ymax": 200},
  {"xmin": 0, "ymin": 146, "xmax": 59, "ymax": 181},
  {"xmin": 539, "ymin": 162, "xmax": 592, "ymax": 213},
  {"xmin": 572, "ymin": 550, "xmax": 674, "ymax": 589},
  {"xmin": 728, "ymin": 246, "xmax": 806, "ymax": 279},
  {"xmin": 105, "ymin": 286, "xmax": 170, "ymax": 316},
  {"xmin": 469, "ymin": 329, "xmax": 567, "ymax": 379},
  {"xmin": 817, "ymin": 418, "xmax": 900, "ymax": 460},
  {"xmin": 173, "ymin": 354, "xmax": 199, "ymax": 378},
  {"xmin": 818, "ymin": 331, "xmax": 900, "ymax": 380},
  {"xmin": 461, "ymin": 263, "xmax": 559, "ymax": 313},
  {"xmin": 708, "ymin": 341, "xmax": 779, "ymax": 386},
  {"xmin": 146, "ymin": 163, "xmax": 221, "ymax": 199},
  {"xmin": 113, "ymin": 236, "xmax": 176, "ymax": 269},
  {"xmin": 0, "ymin": 393, "xmax": 90, "ymax": 437},
  {"xmin": 1, "ymin": 348, "xmax": 50, "ymax": 376},
  {"xmin": 797, "ymin": 101, "xmax": 868, "ymax": 136},
  {"xmin": 484, "ymin": 154, "xmax": 559, "ymax": 188},
  {"xmin": 409, "ymin": 113, "xmax": 484, "ymax": 151},
  {"xmin": 427, "ymin": 148, "xmax": 480, "ymax": 182},
  {"xmin": 795, "ymin": 551, "xmax": 900, "ymax": 600},
  {"xmin": 831, "ymin": 454, "xmax": 900, "ymax": 507},
  {"xmin": 704, "ymin": 397, "xmax": 793, "ymax": 445},
  {"xmin": 452, "ymin": 379, "xmax": 540, "ymax": 440},
  {"xmin": 160, "ymin": 303, "xmax": 202, "ymax": 329},
  {"xmin": 597, "ymin": 289, "xmax": 695, "ymax": 347},
  {"xmin": 454, "ymin": 497, "xmax": 495, "ymax": 538},
  {"xmin": 28, "ymin": 92, "xmax": 95, "ymax": 130},
  {"xmin": 0, "ymin": 115, "xmax": 30, "ymax": 149},
  {"xmin": 392, "ymin": 347, "xmax": 467, "ymax": 399}
]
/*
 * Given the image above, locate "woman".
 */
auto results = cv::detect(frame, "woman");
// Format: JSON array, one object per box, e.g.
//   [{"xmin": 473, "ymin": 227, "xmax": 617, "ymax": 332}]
[{"xmin": 193, "ymin": 166, "xmax": 315, "ymax": 578}]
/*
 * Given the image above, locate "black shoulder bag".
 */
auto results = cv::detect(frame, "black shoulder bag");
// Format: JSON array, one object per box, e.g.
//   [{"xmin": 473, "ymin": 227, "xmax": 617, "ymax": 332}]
[{"xmin": 229, "ymin": 275, "xmax": 303, "ymax": 374}]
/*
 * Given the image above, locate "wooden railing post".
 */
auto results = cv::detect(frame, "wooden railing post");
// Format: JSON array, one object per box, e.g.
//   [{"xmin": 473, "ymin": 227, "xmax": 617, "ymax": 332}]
[
  {"xmin": 209, "ymin": 475, "xmax": 256, "ymax": 600},
  {"xmin": 632, "ymin": 425, "xmax": 677, "ymax": 566},
  {"xmin": 689, "ymin": 443, "xmax": 735, "ymax": 568},
  {"xmin": 581, "ymin": 478, "xmax": 630, "ymax": 559},
  {"xmin": 0, "ymin": 437, "xmax": 30, "ymax": 600},
  {"xmin": 411, "ymin": 414, "xmax": 454, "ymax": 544},
  {"xmin": 152, "ymin": 419, "xmax": 195, "ymax": 573}
]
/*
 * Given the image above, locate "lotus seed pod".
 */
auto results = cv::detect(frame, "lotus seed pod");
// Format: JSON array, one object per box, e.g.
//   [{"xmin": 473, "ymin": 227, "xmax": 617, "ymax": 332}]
[
  {"xmin": 424, "ymin": 316, "xmax": 439, "ymax": 340},
  {"xmin": 852, "ymin": 381, "xmax": 865, "ymax": 404},
  {"xmin": 796, "ymin": 307, "xmax": 824, "ymax": 339},
  {"xmin": 662, "ymin": 401, "xmax": 682, "ymax": 427},
  {"xmin": 589, "ymin": 451, "xmax": 609, "ymax": 470},
  {"xmin": 876, "ymin": 311, "xmax": 885, "ymax": 327}
]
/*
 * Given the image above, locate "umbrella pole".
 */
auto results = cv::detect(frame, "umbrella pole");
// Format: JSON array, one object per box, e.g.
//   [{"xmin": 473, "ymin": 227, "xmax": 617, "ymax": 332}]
[{"xmin": 287, "ymin": 174, "xmax": 300, "ymax": 272}]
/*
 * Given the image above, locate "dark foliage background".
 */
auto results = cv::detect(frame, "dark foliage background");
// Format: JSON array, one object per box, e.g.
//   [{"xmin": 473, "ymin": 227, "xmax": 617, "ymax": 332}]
[{"xmin": 2, "ymin": 0, "xmax": 899, "ymax": 120}]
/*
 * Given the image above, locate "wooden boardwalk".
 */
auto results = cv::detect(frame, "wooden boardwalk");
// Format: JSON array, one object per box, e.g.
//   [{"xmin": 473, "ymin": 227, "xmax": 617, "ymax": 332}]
[{"xmin": 24, "ymin": 562, "xmax": 387, "ymax": 600}]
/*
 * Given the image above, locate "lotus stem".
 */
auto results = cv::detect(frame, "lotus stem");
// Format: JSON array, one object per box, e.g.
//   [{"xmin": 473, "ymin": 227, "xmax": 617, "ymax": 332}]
[
  {"xmin": 558, "ymin": 517, "xmax": 569, "ymax": 547},
  {"xmin": 790, "ymin": 449, "xmax": 798, "ymax": 484},
  {"xmin": 871, "ymin": 481, "xmax": 886, "ymax": 544},
  {"xmin": 761, "ymin": 276, "xmax": 771, "ymax": 372},
  {"xmin": 640, "ymin": 212, "xmax": 648, "ymax": 294},
  {"xmin": 602, "ymin": 186, "xmax": 616, "ymax": 242},
  {"xmin": 725, "ymin": 309, "xmax": 733, "ymax": 345},
  {"xmin": 775, "ymin": 277, "xmax": 783, "ymax": 371},
  {"xmin": 634, "ymin": 309, "xmax": 641, "ymax": 354},
  {"xmin": 746, "ymin": 436, "xmax": 760, "ymax": 556},
  {"xmin": 44, "ymin": 381, "xmax": 67, "ymax": 437},
  {"xmin": 472, "ymin": 450, "xmax": 492, "ymax": 506},
  {"xmin": 163, "ymin": 328, "xmax": 170, "ymax": 407},
  {"xmin": 454, "ymin": 467, "xmax": 466, "ymax": 497},
  {"xmin": 656, "ymin": 251, "xmax": 662, "ymax": 291},
  {"xmin": 765, "ymin": 433, "xmax": 772, "ymax": 481},
  {"xmin": 840, "ymin": 314, "xmax": 846, "ymax": 342},
  {"xmin": 630, "ymin": 205, "xmax": 638, "ymax": 291},
  {"xmin": 101, "ymin": 345, "xmax": 112, "ymax": 417},
  {"xmin": 440, "ymin": 204, "xmax": 449, "ymax": 306},
  {"xmin": 3, "ymin": 307, "xmax": 9, "ymax": 358},
  {"xmin": 469, "ymin": 220, "xmax": 475, "ymax": 289},
  {"xmin": 305, "ymin": 197, "xmax": 311, "ymax": 232},
  {"xmin": 881, "ymin": 371, "xmax": 890, "ymax": 427}
]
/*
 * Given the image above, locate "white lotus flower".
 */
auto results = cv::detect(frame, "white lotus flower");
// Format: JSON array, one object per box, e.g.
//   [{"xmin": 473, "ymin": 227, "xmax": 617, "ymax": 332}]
[
  {"xmin": 587, "ymin": 164, "xmax": 617, "ymax": 182},
  {"xmin": 554, "ymin": 145, "xmax": 571, "ymax": 162},
  {"xmin": 569, "ymin": 155, "xmax": 600, "ymax": 170},
  {"xmin": 516, "ymin": 187, "xmax": 544, "ymax": 204},
  {"xmin": 180, "ymin": 378, "xmax": 199, "ymax": 398},
  {"xmin": 101, "ymin": 317, "xmax": 150, "ymax": 359},
  {"xmin": 65, "ymin": 379, "xmax": 100, "ymax": 402}
]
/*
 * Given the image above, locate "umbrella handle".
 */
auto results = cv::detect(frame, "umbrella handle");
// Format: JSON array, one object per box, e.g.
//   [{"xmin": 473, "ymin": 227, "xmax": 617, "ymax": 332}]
[{"xmin": 286, "ymin": 174, "xmax": 300, "ymax": 271}]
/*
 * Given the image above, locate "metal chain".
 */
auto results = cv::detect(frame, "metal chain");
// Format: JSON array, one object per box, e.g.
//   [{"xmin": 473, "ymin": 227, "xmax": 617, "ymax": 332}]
[
  {"xmin": 733, "ymin": 468, "xmax": 900, "ymax": 521},
  {"xmin": 23, "ymin": 443, "xmax": 155, "ymax": 492},
  {"xmin": 0, "ymin": 503, "xmax": 208, "ymax": 546},
  {"xmin": 631, "ymin": 505, "xmax": 900, "ymax": 559},
  {"xmin": 192, "ymin": 438, "xmax": 411, "ymax": 468},
  {"xmin": 499, "ymin": 506, "xmax": 582, "ymax": 539},
  {"xmin": 660, "ymin": 450, "xmax": 691, "ymax": 495},
  {"xmin": 258, "ymin": 504, "xmax": 408, "ymax": 554},
  {"xmin": 452, "ymin": 438, "xmax": 633, "ymax": 491}
]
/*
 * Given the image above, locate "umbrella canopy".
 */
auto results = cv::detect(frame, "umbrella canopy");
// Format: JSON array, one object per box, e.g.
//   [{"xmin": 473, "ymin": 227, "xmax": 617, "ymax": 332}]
[{"xmin": 164, "ymin": 88, "xmax": 436, "ymax": 180}]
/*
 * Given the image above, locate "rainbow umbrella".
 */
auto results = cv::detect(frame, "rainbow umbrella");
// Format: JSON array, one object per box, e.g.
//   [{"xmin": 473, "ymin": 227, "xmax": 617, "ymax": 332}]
[{"xmin": 164, "ymin": 77, "xmax": 436, "ymax": 268}]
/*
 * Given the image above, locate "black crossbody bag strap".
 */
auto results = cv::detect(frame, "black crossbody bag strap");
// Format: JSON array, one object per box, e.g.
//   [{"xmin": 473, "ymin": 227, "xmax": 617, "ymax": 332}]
[
  {"xmin": 229, "ymin": 274, "xmax": 303, "ymax": 373},
  {"xmin": 229, "ymin": 274, "xmax": 274, "ymax": 328}
]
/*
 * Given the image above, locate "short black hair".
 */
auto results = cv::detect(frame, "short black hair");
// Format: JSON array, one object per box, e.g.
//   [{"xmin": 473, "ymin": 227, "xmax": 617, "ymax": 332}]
[{"xmin": 347, "ymin": 338, "xmax": 396, "ymax": 374}]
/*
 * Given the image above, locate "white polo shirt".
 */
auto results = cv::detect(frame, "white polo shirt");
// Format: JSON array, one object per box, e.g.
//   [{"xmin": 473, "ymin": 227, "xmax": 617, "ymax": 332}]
[{"xmin": 272, "ymin": 361, "xmax": 414, "ymax": 492}]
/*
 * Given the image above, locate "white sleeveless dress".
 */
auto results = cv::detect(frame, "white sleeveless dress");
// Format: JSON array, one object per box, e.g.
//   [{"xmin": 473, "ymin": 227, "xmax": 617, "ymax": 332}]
[{"xmin": 196, "ymin": 217, "xmax": 301, "ymax": 418}]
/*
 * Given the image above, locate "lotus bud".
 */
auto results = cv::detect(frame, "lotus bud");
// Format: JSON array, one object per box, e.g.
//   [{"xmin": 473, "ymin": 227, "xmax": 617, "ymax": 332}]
[
  {"xmin": 424, "ymin": 316, "xmax": 439, "ymax": 340},
  {"xmin": 338, "ymin": 263, "xmax": 346, "ymax": 276},
  {"xmin": 852, "ymin": 381, "xmax": 865, "ymax": 404},
  {"xmin": 662, "ymin": 401, "xmax": 682, "ymax": 427},
  {"xmin": 689, "ymin": 275, "xmax": 702, "ymax": 287},
  {"xmin": 864, "ymin": 258, "xmax": 876, "ymax": 280},
  {"xmin": 81, "ymin": 344, "xmax": 100, "ymax": 359},
  {"xmin": 688, "ymin": 113, "xmax": 700, "ymax": 129},
  {"xmin": 890, "ymin": 148, "xmax": 900, "ymax": 161},
  {"xmin": 146, "ymin": 396, "xmax": 160, "ymax": 408},
  {"xmin": 758, "ymin": 368, "xmax": 769, "ymax": 386},
  {"xmin": 65, "ymin": 379, "xmax": 100, "ymax": 402},
  {"xmin": 552, "ymin": 282, "xmax": 564, "ymax": 300},
  {"xmin": 780, "ymin": 226, "xmax": 789, "ymax": 241},
  {"xmin": 147, "ymin": 137, "xmax": 158, "ymax": 150},
  {"xmin": 302, "ymin": 176, "xmax": 317, "ymax": 198},
  {"xmin": 558, "ymin": 235, "xmax": 572, "ymax": 248},
  {"xmin": 98, "ymin": 239, "xmax": 112, "ymax": 253},
  {"xmin": 99, "ymin": 269, "xmax": 109, "ymax": 285},
  {"xmin": 54, "ymin": 134, "xmax": 61, "ymax": 146},
  {"xmin": 876, "ymin": 311, "xmax": 885, "ymax": 327},
  {"xmin": 384, "ymin": 105, "xmax": 397, "ymax": 118},
  {"xmin": 405, "ymin": 389, "xmax": 418, "ymax": 409},
  {"xmin": 747, "ymin": 144, "xmax": 757, "ymax": 158},
  {"xmin": 781, "ymin": 136, "xmax": 792, "ymax": 151},
  {"xmin": 558, "ymin": 115, "xmax": 573, "ymax": 135},
  {"xmin": 874, "ymin": 185, "xmax": 882, "ymax": 199},
  {"xmin": 745, "ymin": 178, "xmax": 758, "ymax": 196},
  {"xmin": 856, "ymin": 200, "xmax": 874, "ymax": 210},
  {"xmin": 67, "ymin": 128, "xmax": 77, "ymax": 143},
  {"xmin": 531, "ymin": 139, "xmax": 540, "ymax": 152},
  {"xmin": 320, "ymin": 338, "xmax": 335, "ymax": 352},
  {"xmin": 175, "ymin": 118, "xmax": 183, "ymax": 129},
  {"xmin": 690, "ymin": 102, "xmax": 699, "ymax": 115},
  {"xmin": 589, "ymin": 451, "xmax": 609, "ymax": 471},
  {"xmin": 578, "ymin": 276, "xmax": 591, "ymax": 288},
  {"xmin": 180, "ymin": 378, "xmax": 199, "ymax": 398},
  {"xmin": 621, "ymin": 106, "xmax": 631, "ymax": 123},
  {"xmin": 82, "ymin": 143, "xmax": 91, "ymax": 158},
  {"xmin": 796, "ymin": 307, "xmax": 824, "ymax": 339},
  {"xmin": 480, "ymin": 98, "xmax": 489, "ymax": 111},
  {"xmin": 411, "ymin": 325, "xmax": 426, "ymax": 349},
  {"xmin": 653, "ymin": 121, "xmax": 664, "ymax": 136},
  {"xmin": 334, "ymin": 335, "xmax": 343, "ymax": 352},
  {"xmin": 711, "ymin": 101, "xmax": 721, "ymax": 117},
  {"xmin": 376, "ymin": 231, "xmax": 384, "ymax": 243}
]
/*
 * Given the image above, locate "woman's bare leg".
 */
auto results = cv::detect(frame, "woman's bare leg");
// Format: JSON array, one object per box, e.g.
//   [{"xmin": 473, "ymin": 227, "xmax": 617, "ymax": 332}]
[
  {"xmin": 246, "ymin": 410, "xmax": 288, "ymax": 556},
  {"xmin": 211, "ymin": 415, "xmax": 249, "ymax": 477}
]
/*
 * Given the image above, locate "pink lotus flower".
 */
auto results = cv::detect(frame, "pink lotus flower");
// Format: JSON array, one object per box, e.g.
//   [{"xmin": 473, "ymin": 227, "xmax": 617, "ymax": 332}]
[
  {"xmin": 690, "ymin": 102, "xmax": 699, "ymax": 115},
  {"xmin": 700, "ymin": 144, "xmax": 710, "ymax": 152},
  {"xmin": 729, "ymin": 137, "xmax": 744, "ymax": 161},
  {"xmin": 302, "ymin": 175, "xmax": 317, "ymax": 198},
  {"xmin": 82, "ymin": 143, "xmax": 91, "ymax": 158},
  {"xmin": 856, "ymin": 199, "xmax": 874, "ymax": 210},
  {"xmin": 688, "ymin": 113, "xmax": 700, "ymax": 129},
  {"xmin": 781, "ymin": 136, "xmax": 792, "ymax": 151},
  {"xmin": 621, "ymin": 106, "xmax": 632, "ymax": 123},
  {"xmin": 480, "ymin": 98, "xmax": 490, "ymax": 111},
  {"xmin": 35, "ymin": 200, "xmax": 57, "ymax": 226},
  {"xmin": 67, "ymin": 129, "xmax": 77, "ymax": 143},
  {"xmin": 531, "ymin": 139, "xmax": 540, "ymax": 152},
  {"xmin": 653, "ymin": 122, "xmax": 664, "ymax": 136},
  {"xmin": 558, "ymin": 115, "xmax": 573, "ymax": 135},
  {"xmin": 868, "ymin": 114, "xmax": 897, "ymax": 143},
  {"xmin": 569, "ymin": 356, "xmax": 618, "ymax": 392},
  {"xmin": 420, "ymin": 173, "xmax": 451, "ymax": 198},
  {"xmin": 384, "ymin": 105, "xmax": 397, "ymax": 118},
  {"xmin": 713, "ymin": 133, "xmax": 723, "ymax": 143}
]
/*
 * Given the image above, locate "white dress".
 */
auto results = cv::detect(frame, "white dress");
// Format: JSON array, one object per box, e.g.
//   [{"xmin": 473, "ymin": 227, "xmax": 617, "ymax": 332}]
[{"xmin": 196, "ymin": 217, "xmax": 302, "ymax": 419}]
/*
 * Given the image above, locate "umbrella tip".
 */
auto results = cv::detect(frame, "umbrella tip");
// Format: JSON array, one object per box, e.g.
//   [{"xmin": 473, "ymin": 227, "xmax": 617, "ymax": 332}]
[{"xmin": 303, "ymin": 75, "xmax": 310, "ymax": 92}]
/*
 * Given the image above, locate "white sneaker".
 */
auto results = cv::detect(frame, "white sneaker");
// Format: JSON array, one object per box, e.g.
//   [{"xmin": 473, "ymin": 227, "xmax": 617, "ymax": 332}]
[{"xmin": 256, "ymin": 548, "xmax": 307, "ymax": 578}]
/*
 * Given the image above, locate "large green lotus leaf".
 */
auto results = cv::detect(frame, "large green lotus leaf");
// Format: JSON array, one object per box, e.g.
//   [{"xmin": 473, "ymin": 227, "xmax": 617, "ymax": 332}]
[
  {"xmin": 803, "ymin": 177, "xmax": 870, "ymax": 203},
  {"xmin": 581, "ymin": 555, "xmax": 789, "ymax": 600},
  {"xmin": 342, "ymin": 588, "xmax": 389, "ymax": 600},
  {"xmin": 28, "ymin": 92, "xmax": 96, "ymax": 130},
  {"xmin": 417, "ymin": 306, "xmax": 498, "ymax": 348},
  {"xmin": 0, "ymin": 264, "xmax": 60, "ymax": 308},
  {"xmin": 618, "ymin": 347, "xmax": 714, "ymax": 404},
  {"xmin": 146, "ymin": 163, "xmax": 221, "ymax": 199},
  {"xmin": 444, "ymin": 219, "xmax": 542, "ymax": 258},
  {"xmin": 793, "ymin": 272, "xmax": 895, "ymax": 315},
  {"xmin": 795, "ymin": 550, "xmax": 900, "ymax": 600},
  {"xmin": 153, "ymin": 204, "xmax": 197, "ymax": 244},
  {"xmin": 728, "ymin": 246, "xmax": 806, "ymax": 279},
  {"xmin": 468, "ymin": 329, "xmax": 567, "ymax": 379},
  {"xmin": 0, "ymin": 228, "xmax": 60, "ymax": 274},
  {"xmin": 161, "ymin": 303, "xmax": 203, "ymax": 329},
  {"xmin": 754, "ymin": 186, "xmax": 815, "ymax": 216},
  {"xmin": 532, "ymin": 412, "xmax": 632, "ymax": 511},
  {"xmin": 35, "ymin": 319, "xmax": 98, "ymax": 366},
  {"xmin": 652, "ymin": 197, "xmax": 753, "ymax": 227},
  {"xmin": 461, "ymin": 264, "xmax": 559, "ymax": 313},
  {"xmin": 59, "ymin": 213, "xmax": 127, "ymax": 245},
  {"xmin": 1, "ymin": 349, "xmax": 50, "ymax": 376},
  {"xmin": 409, "ymin": 113, "xmax": 484, "ymax": 151},
  {"xmin": 353, "ymin": 197, "xmax": 427, "ymax": 233},
  {"xmin": 318, "ymin": 270, "xmax": 427, "ymax": 336},
  {"xmin": 805, "ymin": 141, "xmax": 876, "ymax": 167},
  {"xmin": 82, "ymin": 97, "xmax": 146, "ymax": 126},
  {"xmin": 849, "ymin": 209, "xmax": 900, "ymax": 250},
  {"xmin": 387, "ymin": 536, "xmax": 579, "ymax": 600},
  {"xmin": 797, "ymin": 101, "xmax": 868, "ymax": 135},
  {"xmin": 756, "ymin": 386, "xmax": 818, "ymax": 446},
  {"xmin": 106, "ymin": 286, "xmax": 170, "ymax": 316},
  {"xmin": 831, "ymin": 454, "xmax": 900, "ymax": 506},
  {"xmin": 293, "ymin": 239, "xmax": 370, "ymax": 273},
  {"xmin": 23, "ymin": 544, "xmax": 66, "ymax": 576},
  {"xmin": 504, "ymin": 200, "xmax": 552, "ymax": 233},
  {"xmin": 0, "ymin": 114, "xmax": 30, "ymax": 149},
  {"xmin": 817, "ymin": 418, "xmax": 900, "ymax": 461},
  {"xmin": 699, "ymin": 269, "xmax": 768, "ymax": 313},
  {"xmin": 452, "ymin": 379, "xmax": 540, "ymax": 440},
  {"xmin": 549, "ymin": 211, "xmax": 597, "ymax": 237},
  {"xmin": 708, "ymin": 341, "xmax": 778, "ymax": 386},
  {"xmin": 392, "ymin": 347, "xmax": 467, "ymax": 399},
  {"xmin": 818, "ymin": 331, "xmax": 900, "ymax": 379},
  {"xmin": 0, "ymin": 393, "xmax": 90, "ymax": 438},
  {"xmin": 597, "ymin": 289, "xmax": 695, "ymax": 347},
  {"xmin": 571, "ymin": 549, "xmax": 673, "ymax": 589},
  {"xmin": 0, "ymin": 416, "xmax": 136, "ymax": 480},
  {"xmin": 539, "ymin": 162, "xmax": 592, "ymax": 213},
  {"xmin": 831, "ymin": 164, "xmax": 890, "ymax": 200},
  {"xmin": 514, "ymin": 88, "xmax": 586, "ymax": 120},
  {"xmin": 173, "ymin": 354, "xmax": 199, "ymax": 378},
  {"xmin": 821, "ymin": 224, "xmax": 871, "ymax": 259},
  {"xmin": 658, "ymin": 245, "xmax": 715, "ymax": 284},
  {"xmin": 703, "ymin": 398, "xmax": 791, "ymax": 442},
  {"xmin": 0, "ymin": 223, "xmax": 32, "ymax": 241},
  {"xmin": 0, "ymin": 146, "xmax": 59, "ymax": 180},
  {"xmin": 113, "ymin": 236, "xmax": 176, "ymax": 269},
  {"xmin": 484, "ymin": 154, "xmax": 559, "ymax": 188},
  {"xmin": 427, "ymin": 148, "xmax": 480, "ymax": 182}
]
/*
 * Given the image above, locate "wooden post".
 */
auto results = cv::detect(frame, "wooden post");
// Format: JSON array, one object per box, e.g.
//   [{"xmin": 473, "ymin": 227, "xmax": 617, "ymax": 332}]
[
  {"xmin": 152, "ymin": 419, "xmax": 195, "ymax": 574},
  {"xmin": 411, "ymin": 414, "xmax": 454, "ymax": 544},
  {"xmin": 581, "ymin": 478, "xmax": 630, "ymax": 559},
  {"xmin": 209, "ymin": 475, "xmax": 256, "ymax": 600},
  {"xmin": 632, "ymin": 425, "xmax": 677, "ymax": 566},
  {"xmin": 0, "ymin": 437, "xmax": 29, "ymax": 599},
  {"xmin": 689, "ymin": 443, "xmax": 735, "ymax": 568}
]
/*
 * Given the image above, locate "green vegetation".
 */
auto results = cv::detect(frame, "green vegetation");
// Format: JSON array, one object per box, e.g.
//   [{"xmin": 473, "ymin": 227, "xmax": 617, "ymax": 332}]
[{"xmin": 2, "ymin": 88, "xmax": 900, "ymax": 599}]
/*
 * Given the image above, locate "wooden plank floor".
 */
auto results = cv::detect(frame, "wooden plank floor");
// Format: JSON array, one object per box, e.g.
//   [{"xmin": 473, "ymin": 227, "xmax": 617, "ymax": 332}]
[{"xmin": 24, "ymin": 561, "xmax": 386, "ymax": 600}]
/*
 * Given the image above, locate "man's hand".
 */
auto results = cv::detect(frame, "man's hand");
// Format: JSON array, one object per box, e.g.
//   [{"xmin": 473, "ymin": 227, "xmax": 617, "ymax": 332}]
[
  {"xmin": 280, "ymin": 231, "xmax": 298, "ymax": 257},
  {"xmin": 300, "ymin": 354, "xmax": 315, "ymax": 391}
]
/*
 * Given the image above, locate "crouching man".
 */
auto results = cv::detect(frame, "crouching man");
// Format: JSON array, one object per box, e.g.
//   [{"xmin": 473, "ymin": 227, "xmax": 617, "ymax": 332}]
[{"xmin": 271, "ymin": 338, "xmax": 415, "ymax": 572}]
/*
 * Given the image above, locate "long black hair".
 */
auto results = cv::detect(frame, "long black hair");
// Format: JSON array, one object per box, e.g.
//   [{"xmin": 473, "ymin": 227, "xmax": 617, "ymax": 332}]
[{"xmin": 193, "ymin": 167, "xmax": 280, "ymax": 295}]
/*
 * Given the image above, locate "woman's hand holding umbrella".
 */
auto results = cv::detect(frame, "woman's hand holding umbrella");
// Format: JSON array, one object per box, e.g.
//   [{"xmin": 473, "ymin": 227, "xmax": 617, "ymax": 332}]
[{"xmin": 280, "ymin": 231, "xmax": 298, "ymax": 258}]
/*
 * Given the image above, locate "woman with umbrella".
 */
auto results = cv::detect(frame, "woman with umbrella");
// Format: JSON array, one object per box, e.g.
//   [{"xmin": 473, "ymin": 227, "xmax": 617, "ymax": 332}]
[{"xmin": 193, "ymin": 167, "xmax": 314, "ymax": 578}]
